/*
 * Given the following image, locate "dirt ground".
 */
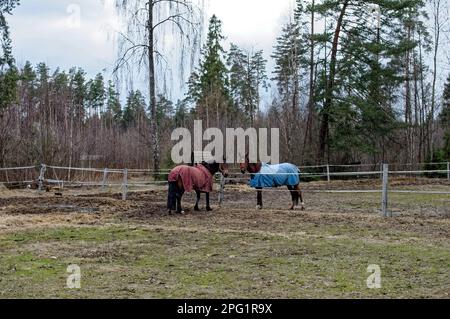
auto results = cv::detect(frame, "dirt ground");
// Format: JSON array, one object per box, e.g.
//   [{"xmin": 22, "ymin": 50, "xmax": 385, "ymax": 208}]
[{"xmin": 0, "ymin": 178, "xmax": 449, "ymax": 299}]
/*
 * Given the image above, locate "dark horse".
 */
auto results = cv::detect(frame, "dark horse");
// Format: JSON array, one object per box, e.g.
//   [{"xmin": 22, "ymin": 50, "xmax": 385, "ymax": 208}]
[
  {"xmin": 240, "ymin": 154, "xmax": 304, "ymax": 210},
  {"xmin": 167, "ymin": 161, "xmax": 229, "ymax": 214}
]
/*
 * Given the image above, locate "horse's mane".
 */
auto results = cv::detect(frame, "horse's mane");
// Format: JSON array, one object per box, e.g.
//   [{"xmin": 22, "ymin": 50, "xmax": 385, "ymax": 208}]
[
  {"xmin": 199, "ymin": 161, "xmax": 220, "ymax": 176},
  {"xmin": 244, "ymin": 153, "xmax": 262, "ymax": 173}
]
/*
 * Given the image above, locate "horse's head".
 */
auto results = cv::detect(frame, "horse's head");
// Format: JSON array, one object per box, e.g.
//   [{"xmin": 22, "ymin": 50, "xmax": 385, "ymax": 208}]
[
  {"xmin": 239, "ymin": 154, "xmax": 248, "ymax": 174},
  {"xmin": 219, "ymin": 161, "xmax": 229, "ymax": 178},
  {"xmin": 239, "ymin": 153, "xmax": 261, "ymax": 174},
  {"xmin": 203, "ymin": 157, "xmax": 229, "ymax": 178}
]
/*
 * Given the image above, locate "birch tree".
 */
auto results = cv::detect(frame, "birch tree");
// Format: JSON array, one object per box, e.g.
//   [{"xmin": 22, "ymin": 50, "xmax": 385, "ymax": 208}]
[{"xmin": 115, "ymin": 0, "xmax": 202, "ymax": 174}]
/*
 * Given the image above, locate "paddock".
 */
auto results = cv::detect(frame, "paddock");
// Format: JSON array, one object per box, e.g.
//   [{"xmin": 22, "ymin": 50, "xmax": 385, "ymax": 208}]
[{"xmin": 0, "ymin": 167, "xmax": 448, "ymax": 298}]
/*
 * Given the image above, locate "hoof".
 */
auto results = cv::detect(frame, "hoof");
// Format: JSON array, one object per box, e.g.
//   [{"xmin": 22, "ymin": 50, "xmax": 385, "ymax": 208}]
[
  {"xmin": 194, "ymin": 207, "xmax": 200, "ymax": 212},
  {"xmin": 206, "ymin": 207, "xmax": 213, "ymax": 212},
  {"xmin": 256, "ymin": 205, "xmax": 263, "ymax": 210},
  {"xmin": 176, "ymin": 211, "xmax": 185, "ymax": 215}
]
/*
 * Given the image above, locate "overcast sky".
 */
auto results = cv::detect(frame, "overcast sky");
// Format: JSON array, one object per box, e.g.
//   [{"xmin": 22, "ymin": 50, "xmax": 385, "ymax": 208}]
[
  {"xmin": 8, "ymin": 0, "xmax": 296, "ymax": 102},
  {"xmin": 7, "ymin": 0, "xmax": 449, "ymax": 104}
]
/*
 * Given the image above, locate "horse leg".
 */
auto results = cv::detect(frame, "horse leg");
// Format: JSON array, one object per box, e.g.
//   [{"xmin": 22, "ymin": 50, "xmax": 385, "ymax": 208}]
[
  {"xmin": 194, "ymin": 191, "xmax": 201, "ymax": 211},
  {"xmin": 176, "ymin": 177, "xmax": 185, "ymax": 214},
  {"xmin": 256, "ymin": 188, "xmax": 263, "ymax": 210},
  {"xmin": 287, "ymin": 185, "xmax": 296, "ymax": 210},
  {"xmin": 167, "ymin": 182, "xmax": 177, "ymax": 214},
  {"xmin": 296, "ymin": 184, "xmax": 305, "ymax": 211},
  {"xmin": 206, "ymin": 192, "xmax": 213, "ymax": 211}
]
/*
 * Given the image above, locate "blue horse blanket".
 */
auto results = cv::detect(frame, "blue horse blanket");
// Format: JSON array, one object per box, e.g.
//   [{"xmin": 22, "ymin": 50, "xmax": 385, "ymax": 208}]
[{"xmin": 250, "ymin": 163, "xmax": 300, "ymax": 188}]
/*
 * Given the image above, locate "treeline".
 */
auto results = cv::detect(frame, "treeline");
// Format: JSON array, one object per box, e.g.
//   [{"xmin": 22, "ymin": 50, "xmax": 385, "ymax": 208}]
[
  {"xmin": 0, "ymin": 0, "xmax": 449, "ymax": 169},
  {"xmin": 0, "ymin": 61, "xmax": 180, "ymax": 168}
]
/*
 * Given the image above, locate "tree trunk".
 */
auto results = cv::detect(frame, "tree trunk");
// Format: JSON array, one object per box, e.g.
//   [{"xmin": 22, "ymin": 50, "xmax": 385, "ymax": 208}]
[
  {"xmin": 429, "ymin": 0, "xmax": 441, "ymax": 161},
  {"xmin": 148, "ymin": 1, "xmax": 160, "ymax": 177},
  {"xmin": 318, "ymin": 0, "xmax": 349, "ymax": 162},
  {"xmin": 303, "ymin": 0, "xmax": 315, "ymax": 159}
]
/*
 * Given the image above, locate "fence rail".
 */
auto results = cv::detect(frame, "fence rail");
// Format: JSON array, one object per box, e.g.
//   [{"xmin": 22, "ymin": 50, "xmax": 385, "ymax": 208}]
[{"xmin": 1, "ymin": 163, "xmax": 449, "ymax": 216}]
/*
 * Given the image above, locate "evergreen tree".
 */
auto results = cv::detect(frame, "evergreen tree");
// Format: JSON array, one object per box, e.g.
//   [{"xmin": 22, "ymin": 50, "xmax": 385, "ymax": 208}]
[
  {"xmin": 440, "ymin": 74, "xmax": 450, "ymax": 158},
  {"xmin": 86, "ymin": 73, "xmax": 106, "ymax": 117},
  {"xmin": 227, "ymin": 44, "xmax": 267, "ymax": 124},
  {"xmin": 314, "ymin": 0, "xmax": 427, "ymax": 162},
  {"xmin": 155, "ymin": 94, "xmax": 174, "ymax": 126},
  {"xmin": 69, "ymin": 68, "xmax": 87, "ymax": 121},
  {"xmin": 187, "ymin": 15, "xmax": 233, "ymax": 127},
  {"xmin": 123, "ymin": 90, "xmax": 146, "ymax": 129},
  {"xmin": 271, "ymin": 4, "xmax": 309, "ymax": 161},
  {"xmin": 174, "ymin": 99, "xmax": 189, "ymax": 128},
  {"xmin": 106, "ymin": 80, "xmax": 122, "ymax": 124},
  {"xmin": 0, "ymin": 0, "xmax": 19, "ymax": 111}
]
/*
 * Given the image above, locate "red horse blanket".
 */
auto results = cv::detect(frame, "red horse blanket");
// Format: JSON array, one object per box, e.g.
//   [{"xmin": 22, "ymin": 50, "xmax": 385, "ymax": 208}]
[{"xmin": 168, "ymin": 164, "xmax": 213, "ymax": 193}]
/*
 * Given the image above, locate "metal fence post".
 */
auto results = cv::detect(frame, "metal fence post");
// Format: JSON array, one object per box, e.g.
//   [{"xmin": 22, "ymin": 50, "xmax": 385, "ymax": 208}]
[
  {"xmin": 381, "ymin": 164, "xmax": 391, "ymax": 217},
  {"xmin": 218, "ymin": 174, "xmax": 226, "ymax": 206},
  {"xmin": 38, "ymin": 164, "xmax": 47, "ymax": 192},
  {"xmin": 122, "ymin": 169, "xmax": 128, "ymax": 200},
  {"xmin": 326, "ymin": 164, "xmax": 331, "ymax": 183},
  {"xmin": 102, "ymin": 168, "xmax": 108, "ymax": 192},
  {"xmin": 447, "ymin": 162, "xmax": 449, "ymax": 181}
]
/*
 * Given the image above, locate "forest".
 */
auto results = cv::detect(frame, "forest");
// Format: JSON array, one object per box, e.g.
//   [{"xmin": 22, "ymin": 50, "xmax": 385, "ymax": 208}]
[{"xmin": 0, "ymin": 0, "xmax": 449, "ymax": 171}]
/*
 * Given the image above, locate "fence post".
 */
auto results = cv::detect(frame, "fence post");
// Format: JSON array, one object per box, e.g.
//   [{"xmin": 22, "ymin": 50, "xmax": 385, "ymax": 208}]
[
  {"xmin": 102, "ymin": 168, "xmax": 108, "ymax": 192},
  {"xmin": 122, "ymin": 169, "xmax": 128, "ymax": 201},
  {"xmin": 381, "ymin": 164, "xmax": 391, "ymax": 217},
  {"xmin": 447, "ymin": 162, "xmax": 449, "ymax": 181},
  {"xmin": 326, "ymin": 164, "xmax": 331, "ymax": 183},
  {"xmin": 38, "ymin": 164, "xmax": 47, "ymax": 192},
  {"xmin": 218, "ymin": 174, "xmax": 226, "ymax": 206}
]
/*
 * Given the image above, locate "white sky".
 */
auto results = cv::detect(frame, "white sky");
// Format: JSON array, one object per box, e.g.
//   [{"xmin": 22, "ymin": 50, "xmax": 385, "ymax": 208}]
[
  {"xmin": 8, "ymin": 0, "xmax": 296, "ymax": 102},
  {"xmin": 7, "ymin": 0, "xmax": 449, "ymax": 104}
]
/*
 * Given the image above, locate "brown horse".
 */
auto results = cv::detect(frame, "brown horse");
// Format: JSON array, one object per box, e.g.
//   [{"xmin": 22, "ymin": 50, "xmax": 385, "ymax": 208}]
[
  {"xmin": 168, "ymin": 161, "xmax": 229, "ymax": 215},
  {"xmin": 240, "ymin": 154, "xmax": 304, "ymax": 211}
]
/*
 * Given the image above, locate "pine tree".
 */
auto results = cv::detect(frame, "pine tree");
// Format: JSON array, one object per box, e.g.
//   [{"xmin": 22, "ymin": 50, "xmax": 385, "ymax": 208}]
[
  {"xmin": 187, "ymin": 15, "xmax": 232, "ymax": 127},
  {"xmin": 441, "ymin": 74, "xmax": 450, "ymax": 158},
  {"xmin": 123, "ymin": 90, "xmax": 147, "ymax": 129},
  {"xmin": 314, "ymin": 0, "xmax": 427, "ymax": 162},
  {"xmin": 69, "ymin": 68, "xmax": 87, "ymax": 121},
  {"xmin": 106, "ymin": 80, "xmax": 122, "ymax": 125},
  {"xmin": 271, "ymin": 6, "xmax": 309, "ymax": 161},
  {"xmin": 86, "ymin": 73, "xmax": 105, "ymax": 118},
  {"xmin": 0, "ymin": 0, "xmax": 19, "ymax": 111},
  {"xmin": 227, "ymin": 44, "xmax": 267, "ymax": 124}
]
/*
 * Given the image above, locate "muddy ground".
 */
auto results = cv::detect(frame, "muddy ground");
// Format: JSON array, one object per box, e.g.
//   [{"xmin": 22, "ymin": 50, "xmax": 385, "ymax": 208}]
[{"xmin": 0, "ymin": 178, "xmax": 449, "ymax": 298}]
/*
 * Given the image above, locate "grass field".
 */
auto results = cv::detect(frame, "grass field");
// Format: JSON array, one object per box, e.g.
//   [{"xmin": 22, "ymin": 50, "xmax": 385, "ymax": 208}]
[{"xmin": 0, "ymin": 179, "xmax": 449, "ymax": 299}]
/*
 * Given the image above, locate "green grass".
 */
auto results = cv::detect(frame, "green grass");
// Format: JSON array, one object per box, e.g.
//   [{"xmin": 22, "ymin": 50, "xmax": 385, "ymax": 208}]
[{"xmin": 0, "ymin": 224, "xmax": 448, "ymax": 299}]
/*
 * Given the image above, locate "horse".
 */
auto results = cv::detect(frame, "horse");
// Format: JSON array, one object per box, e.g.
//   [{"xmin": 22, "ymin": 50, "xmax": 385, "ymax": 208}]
[
  {"xmin": 240, "ymin": 154, "xmax": 305, "ymax": 211},
  {"xmin": 167, "ymin": 160, "xmax": 229, "ymax": 215}
]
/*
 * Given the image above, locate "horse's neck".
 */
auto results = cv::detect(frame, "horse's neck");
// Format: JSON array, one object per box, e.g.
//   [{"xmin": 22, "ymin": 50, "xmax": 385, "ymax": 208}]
[
  {"xmin": 248, "ymin": 162, "xmax": 262, "ymax": 173},
  {"xmin": 200, "ymin": 163, "xmax": 218, "ymax": 176}
]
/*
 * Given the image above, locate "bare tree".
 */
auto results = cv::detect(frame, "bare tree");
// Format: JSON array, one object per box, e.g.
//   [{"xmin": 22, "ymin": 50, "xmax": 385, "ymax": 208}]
[
  {"xmin": 428, "ymin": 0, "xmax": 448, "ymax": 159},
  {"xmin": 114, "ymin": 0, "xmax": 202, "ymax": 174}
]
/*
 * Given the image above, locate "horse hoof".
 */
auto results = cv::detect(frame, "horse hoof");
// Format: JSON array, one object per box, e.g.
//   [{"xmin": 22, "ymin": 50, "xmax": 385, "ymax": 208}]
[
  {"xmin": 194, "ymin": 207, "xmax": 200, "ymax": 212},
  {"xmin": 256, "ymin": 205, "xmax": 263, "ymax": 210},
  {"xmin": 177, "ymin": 211, "xmax": 185, "ymax": 215},
  {"xmin": 206, "ymin": 207, "xmax": 213, "ymax": 212}
]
